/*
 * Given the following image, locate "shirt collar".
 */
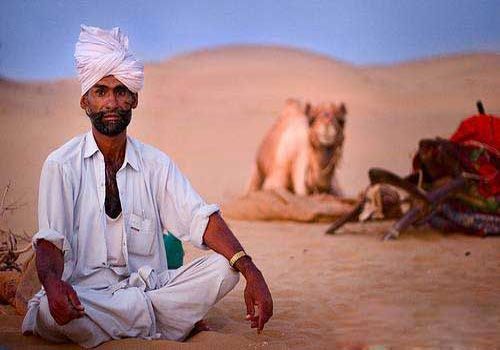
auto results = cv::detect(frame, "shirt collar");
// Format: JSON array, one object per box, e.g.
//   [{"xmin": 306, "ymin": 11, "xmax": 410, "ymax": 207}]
[
  {"xmin": 124, "ymin": 136, "xmax": 139, "ymax": 171},
  {"xmin": 83, "ymin": 131, "xmax": 139, "ymax": 171},
  {"xmin": 83, "ymin": 131, "xmax": 99, "ymax": 159}
]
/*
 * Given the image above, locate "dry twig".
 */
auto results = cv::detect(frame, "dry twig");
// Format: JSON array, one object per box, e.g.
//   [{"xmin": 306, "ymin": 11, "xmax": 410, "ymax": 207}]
[{"xmin": 0, "ymin": 183, "xmax": 30, "ymax": 272}]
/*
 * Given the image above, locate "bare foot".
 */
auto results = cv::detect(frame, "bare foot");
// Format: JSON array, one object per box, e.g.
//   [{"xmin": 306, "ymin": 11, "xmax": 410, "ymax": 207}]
[
  {"xmin": 188, "ymin": 319, "xmax": 211, "ymax": 338},
  {"xmin": 194, "ymin": 319, "xmax": 211, "ymax": 332}
]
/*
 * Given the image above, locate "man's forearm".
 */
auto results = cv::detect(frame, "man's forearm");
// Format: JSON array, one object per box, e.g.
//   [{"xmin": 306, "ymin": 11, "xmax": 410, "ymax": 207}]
[
  {"xmin": 36, "ymin": 239, "xmax": 65, "ymax": 288},
  {"xmin": 35, "ymin": 239, "xmax": 85, "ymax": 324},
  {"xmin": 203, "ymin": 213, "xmax": 260, "ymax": 277},
  {"xmin": 203, "ymin": 212, "xmax": 273, "ymax": 331}
]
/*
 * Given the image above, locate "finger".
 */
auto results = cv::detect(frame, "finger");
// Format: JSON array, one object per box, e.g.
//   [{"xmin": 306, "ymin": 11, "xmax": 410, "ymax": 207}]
[
  {"xmin": 258, "ymin": 304, "xmax": 272, "ymax": 331},
  {"xmin": 251, "ymin": 304, "xmax": 260, "ymax": 329},
  {"xmin": 54, "ymin": 311, "xmax": 71, "ymax": 326},
  {"xmin": 53, "ymin": 314, "xmax": 65, "ymax": 325},
  {"xmin": 247, "ymin": 314, "xmax": 258, "ymax": 322},
  {"xmin": 258, "ymin": 314, "xmax": 264, "ymax": 331},
  {"xmin": 65, "ymin": 297, "xmax": 82, "ymax": 319},
  {"xmin": 258, "ymin": 311, "xmax": 268, "ymax": 331},
  {"xmin": 66, "ymin": 299, "xmax": 83, "ymax": 321},
  {"xmin": 49, "ymin": 302, "xmax": 68, "ymax": 325},
  {"xmin": 244, "ymin": 294, "xmax": 255, "ymax": 320},
  {"xmin": 74, "ymin": 304, "xmax": 85, "ymax": 311},
  {"xmin": 67, "ymin": 288, "xmax": 84, "ymax": 311}
]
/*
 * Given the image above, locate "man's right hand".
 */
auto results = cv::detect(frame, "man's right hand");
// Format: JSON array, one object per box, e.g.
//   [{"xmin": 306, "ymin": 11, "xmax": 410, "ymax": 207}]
[
  {"xmin": 35, "ymin": 239, "xmax": 85, "ymax": 325},
  {"xmin": 45, "ymin": 279, "xmax": 85, "ymax": 325}
]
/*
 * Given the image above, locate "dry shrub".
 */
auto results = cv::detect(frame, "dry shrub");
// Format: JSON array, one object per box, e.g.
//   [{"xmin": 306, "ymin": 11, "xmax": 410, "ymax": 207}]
[{"xmin": 0, "ymin": 182, "xmax": 38, "ymax": 315}]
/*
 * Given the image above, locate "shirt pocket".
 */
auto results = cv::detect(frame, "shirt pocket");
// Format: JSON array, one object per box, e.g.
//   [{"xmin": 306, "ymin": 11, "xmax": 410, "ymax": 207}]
[{"xmin": 127, "ymin": 213, "xmax": 156, "ymax": 256}]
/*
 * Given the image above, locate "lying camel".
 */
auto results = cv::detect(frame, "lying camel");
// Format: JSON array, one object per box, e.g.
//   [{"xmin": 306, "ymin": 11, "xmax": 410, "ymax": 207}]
[{"xmin": 246, "ymin": 99, "xmax": 347, "ymax": 196}]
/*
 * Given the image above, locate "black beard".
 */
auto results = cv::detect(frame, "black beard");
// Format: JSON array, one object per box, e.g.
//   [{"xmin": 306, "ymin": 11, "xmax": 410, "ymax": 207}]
[{"xmin": 86, "ymin": 108, "xmax": 132, "ymax": 136}]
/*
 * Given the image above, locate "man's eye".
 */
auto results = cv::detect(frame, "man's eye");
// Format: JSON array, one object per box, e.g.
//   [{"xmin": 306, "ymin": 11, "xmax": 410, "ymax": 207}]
[
  {"xmin": 116, "ymin": 88, "xmax": 129, "ymax": 97},
  {"xmin": 96, "ymin": 90, "xmax": 105, "ymax": 96}
]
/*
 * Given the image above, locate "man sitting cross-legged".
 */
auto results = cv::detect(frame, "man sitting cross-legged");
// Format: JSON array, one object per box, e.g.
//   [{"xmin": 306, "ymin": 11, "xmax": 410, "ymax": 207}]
[{"xmin": 21, "ymin": 25, "xmax": 273, "ymax": 348}]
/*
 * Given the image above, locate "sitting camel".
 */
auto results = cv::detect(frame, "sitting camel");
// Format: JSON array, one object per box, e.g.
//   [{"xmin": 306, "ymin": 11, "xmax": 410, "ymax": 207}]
[{"xmin": 246, "ymin": 99, "xmax": 347, "ymax": 196}]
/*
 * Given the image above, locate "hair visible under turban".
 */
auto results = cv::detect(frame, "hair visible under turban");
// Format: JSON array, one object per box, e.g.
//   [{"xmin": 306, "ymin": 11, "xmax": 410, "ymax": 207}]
[{"xmin": 75, "ymin": 25, "xmax": 144, "ymax": 96}]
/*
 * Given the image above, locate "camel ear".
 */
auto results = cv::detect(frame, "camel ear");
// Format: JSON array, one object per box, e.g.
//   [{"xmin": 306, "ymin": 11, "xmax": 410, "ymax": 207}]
[
  {"xmin": 335, "ymin": 103, "xmax": 347, "ymax": 117},
  {"xmin": 305, "ymin": 102, "xmax": 316, "ymax": 126},
  {"xmin": 335, "ymin": 103, "xmax": 347, "ymax": 128},
  {"xmin": 304, "ymin": 102, "xmax": 311, "ymax": 116}
]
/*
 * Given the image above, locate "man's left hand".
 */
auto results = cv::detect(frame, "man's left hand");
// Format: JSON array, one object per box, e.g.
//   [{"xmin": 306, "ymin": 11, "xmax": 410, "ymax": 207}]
[
  {"xmin": 202, "ymin": 213, "xmax": 273, "ymax": 332},
  {"xmin": 237, "ymin": 258, "xmax": 273, "ymax": 332}
]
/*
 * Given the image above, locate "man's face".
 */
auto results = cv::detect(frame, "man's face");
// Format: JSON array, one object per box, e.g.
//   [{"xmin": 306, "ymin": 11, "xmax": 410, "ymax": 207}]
[{"xmin": 80, "ymin": 76, "xmax": 138, "ymax": 136}]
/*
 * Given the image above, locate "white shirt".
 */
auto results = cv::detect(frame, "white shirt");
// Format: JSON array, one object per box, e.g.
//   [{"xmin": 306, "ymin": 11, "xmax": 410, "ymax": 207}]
[
  {"xmin": 105, "ymin": 213, "xmax": 126, "ymax": 269},
  {"xmin": 32, "ymin": 131, "xmax": 218, "ymax": 288}
]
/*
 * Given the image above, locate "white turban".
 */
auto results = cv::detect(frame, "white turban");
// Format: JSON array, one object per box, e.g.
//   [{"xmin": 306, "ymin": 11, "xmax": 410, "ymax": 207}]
[{"xmin": 75, "ymin": 25, "xmax": 144, "ymax": 96}]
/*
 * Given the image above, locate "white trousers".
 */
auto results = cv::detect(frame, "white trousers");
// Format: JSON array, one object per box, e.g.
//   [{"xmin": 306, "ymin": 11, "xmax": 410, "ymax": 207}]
[{"xmin": 22, "ymin": 254, "xmax": 240, "ymax": 348}]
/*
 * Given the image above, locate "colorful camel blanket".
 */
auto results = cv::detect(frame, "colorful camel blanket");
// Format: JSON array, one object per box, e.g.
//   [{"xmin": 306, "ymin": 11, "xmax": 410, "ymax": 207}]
[{"xmin": 426, "ymin": 114, "xmax": 500, "ymax": 235}]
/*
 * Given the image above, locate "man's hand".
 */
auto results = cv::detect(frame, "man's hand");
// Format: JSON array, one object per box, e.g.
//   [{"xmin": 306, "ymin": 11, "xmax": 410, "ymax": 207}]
[
  {"xmin": 237, "ymin": 258, "xmax": 273, "ymax": 332},
  {"xmin": 45, "ymin": 278, "xmax": 85, "ymax": 325},
  {"xmin": 202, "ymin": 213, "xmax": 274, "ymax": 332},
  {"xmin": 35, "ymin": 239, "xmax": 84, "ymax": 325}
]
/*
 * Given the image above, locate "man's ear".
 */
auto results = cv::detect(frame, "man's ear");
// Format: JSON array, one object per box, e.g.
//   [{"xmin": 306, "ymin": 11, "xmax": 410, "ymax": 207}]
[
  {"xmin": 80, "ymin": 93, "xmax": 88, "ymax": 111},
  {"xmin": 131, "ymin": 93, "xmax": 138, "ymax": 109}
]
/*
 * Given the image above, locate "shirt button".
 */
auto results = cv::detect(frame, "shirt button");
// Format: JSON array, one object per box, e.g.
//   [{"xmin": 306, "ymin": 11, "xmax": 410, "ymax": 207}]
[{"xmin": 102, "ymin": 262, "xmax": 106, "ymax": 266}]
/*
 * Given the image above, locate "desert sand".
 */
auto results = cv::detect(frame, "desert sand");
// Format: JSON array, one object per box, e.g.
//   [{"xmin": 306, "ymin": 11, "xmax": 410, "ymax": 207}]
[{"xmin": 1, "ymin": 46, "xmax": 499, "ymax": 349}]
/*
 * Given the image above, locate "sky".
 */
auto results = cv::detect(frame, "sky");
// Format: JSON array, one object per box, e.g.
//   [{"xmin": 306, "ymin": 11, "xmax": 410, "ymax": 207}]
[{"xmin": 0, "ymin": 0, "xmax": 499, "ymax": 81}]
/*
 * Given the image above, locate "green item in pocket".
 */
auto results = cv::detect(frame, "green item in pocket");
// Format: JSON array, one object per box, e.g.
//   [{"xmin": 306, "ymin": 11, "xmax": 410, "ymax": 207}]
[{"xmin": 163, "ymin": 232, "xmax": 184, "ymax": 269}]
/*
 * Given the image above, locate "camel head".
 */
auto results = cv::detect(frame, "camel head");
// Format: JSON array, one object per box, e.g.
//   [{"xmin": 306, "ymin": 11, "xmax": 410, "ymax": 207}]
[{"xmin": 306, "ymin": 102, "xmax": 347, "ymax": 148}]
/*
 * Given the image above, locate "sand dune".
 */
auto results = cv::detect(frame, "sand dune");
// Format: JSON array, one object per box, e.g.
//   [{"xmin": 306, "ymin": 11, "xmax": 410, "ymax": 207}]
[
  {"xmin": 1, "ymin": 47, "xmax": 499, "ymax": 233},
  {"xmin": 1, "ymin": 46, "xmax": 499, "ymax": 349}
]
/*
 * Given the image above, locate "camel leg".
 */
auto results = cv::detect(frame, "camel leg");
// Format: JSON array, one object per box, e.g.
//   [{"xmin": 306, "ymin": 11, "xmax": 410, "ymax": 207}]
[
  {"xmin": 262, "ymin": 169, "xmax": 289, "ymax": 192},
  {"xmin": 245, "ymin": 164, "xmax": 263, "ymax": 194},
  {"xmin": 291, "ymin": 152, "xmax": 309, "ymax": 196}
]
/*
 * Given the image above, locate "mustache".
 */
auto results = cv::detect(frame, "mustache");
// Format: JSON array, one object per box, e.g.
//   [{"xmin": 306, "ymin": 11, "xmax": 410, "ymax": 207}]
[{"xmin": 87, "ymin": 108, "xmax": 131, "ymax": 119}]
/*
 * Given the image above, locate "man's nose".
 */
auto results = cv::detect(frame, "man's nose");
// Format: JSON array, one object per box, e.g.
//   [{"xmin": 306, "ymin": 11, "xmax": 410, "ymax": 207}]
[{"xmin": 104, "ymin": 92, "xmax": 118, "ymax": 109}]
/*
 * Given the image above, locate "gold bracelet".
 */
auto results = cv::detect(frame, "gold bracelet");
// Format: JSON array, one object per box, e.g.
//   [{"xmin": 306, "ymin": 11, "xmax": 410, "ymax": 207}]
[{"xmin": 229, "ymin": 250, "xmax": 248, "ymax": 267}]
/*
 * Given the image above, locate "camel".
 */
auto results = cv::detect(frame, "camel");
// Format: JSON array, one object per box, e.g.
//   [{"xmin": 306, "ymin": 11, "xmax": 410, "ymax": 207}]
[{"xmin": 246, "ymin": 99, "xmax": 347, "ymax": 196}]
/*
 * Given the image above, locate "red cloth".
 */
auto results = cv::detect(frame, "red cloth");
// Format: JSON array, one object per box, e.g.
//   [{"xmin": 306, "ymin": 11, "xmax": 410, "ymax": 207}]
[
  {"xmin": 450, "ymin": 114, "xmax": 500, "ymax": 197},
  {"xmin": 450, "ymin": 114, "xmax": 500, "ymax": 152}
]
